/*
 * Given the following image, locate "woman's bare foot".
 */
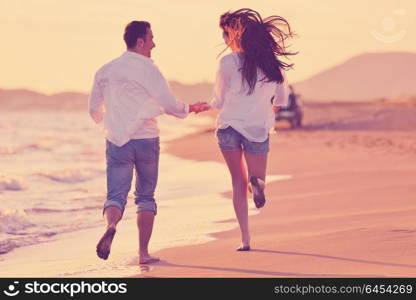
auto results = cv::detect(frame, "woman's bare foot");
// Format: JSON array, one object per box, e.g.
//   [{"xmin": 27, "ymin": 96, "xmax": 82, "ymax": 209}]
[
  {"xmin": 96, "ymin": 226, "xmax": 116, "ymax": 260},
  {"xmin": 250, "ymin": 176, "xmax": 266, "ymax": 208},
  {"xmin": 237, "ymin": 236, "xmax": 251, "ymax": 251},
  {"xmin": 236, "ymin": 245, "xmax": 251, "ymax": 251}
]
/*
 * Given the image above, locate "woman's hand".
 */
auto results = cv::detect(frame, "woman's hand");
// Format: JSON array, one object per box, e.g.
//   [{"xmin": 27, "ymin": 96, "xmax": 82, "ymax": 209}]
[
  {"xmin": 272, "ymin": 105, "xmax": 280, "ymax": 113},
  {"xmin": 189, "ymin": 102, "xmax": 211, "ymax": 114}
]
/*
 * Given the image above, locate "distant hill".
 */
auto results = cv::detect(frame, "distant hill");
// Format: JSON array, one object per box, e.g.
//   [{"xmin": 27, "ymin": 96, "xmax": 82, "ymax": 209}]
[
  {"xmin": 0, "ymin": 89, "xmax": 88, "ymax": 110},
  {"xmin": 0, "ymin": 81, "xmax": 214, "ymax": 111},
  {"xmin": 293, "ymin": 52, "xmax": 416, "ymax": 101},
  {"xmin": 2, "ymin": 52, "xmax": 416, "ymax": 109}
]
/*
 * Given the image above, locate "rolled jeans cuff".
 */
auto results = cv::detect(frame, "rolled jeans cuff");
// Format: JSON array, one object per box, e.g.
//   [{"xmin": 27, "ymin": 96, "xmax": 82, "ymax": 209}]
[
  {"xmin": 103, "ymin": 200, "xmax": 125, "ymax": 216},
  {"xmin": 136, "ymin": 200, "xmax": 157, "ymax": 216}
]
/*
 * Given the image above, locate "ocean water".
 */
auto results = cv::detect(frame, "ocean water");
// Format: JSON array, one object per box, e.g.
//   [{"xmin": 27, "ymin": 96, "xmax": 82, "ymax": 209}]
[{"xmin": 0, "ymin": 111, "xmax": 290, "ymax": 277}]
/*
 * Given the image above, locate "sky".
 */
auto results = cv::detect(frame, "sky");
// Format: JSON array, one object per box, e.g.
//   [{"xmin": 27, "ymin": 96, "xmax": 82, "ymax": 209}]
[{"xmin": 1, "ymin": 0, "xmax": 415, "ymax": 94}]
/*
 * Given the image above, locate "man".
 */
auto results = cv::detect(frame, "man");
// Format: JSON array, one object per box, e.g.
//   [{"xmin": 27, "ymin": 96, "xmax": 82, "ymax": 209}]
[{"xmin": 89, "ymin": 20, "xmax": 208, "ymax": 264}]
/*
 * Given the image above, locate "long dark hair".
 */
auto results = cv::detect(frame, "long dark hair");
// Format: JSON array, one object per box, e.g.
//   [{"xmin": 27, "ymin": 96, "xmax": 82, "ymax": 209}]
[{"xmin": 219, "ymin": 9, "xmax": 297, "ymax": 94}]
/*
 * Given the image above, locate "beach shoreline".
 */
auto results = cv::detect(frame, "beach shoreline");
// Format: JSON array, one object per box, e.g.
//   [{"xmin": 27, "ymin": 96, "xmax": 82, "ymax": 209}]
[
  {"xmin": 1, "ymin": 113, "xmax": 248, "ymax": 277},
  {"xmin": 131, "ymin": 101, "xmax": 416, "ymax": 278},
  {"xmin": 1, "ymin": 102, "xmax": 415, "ymax": 277}
]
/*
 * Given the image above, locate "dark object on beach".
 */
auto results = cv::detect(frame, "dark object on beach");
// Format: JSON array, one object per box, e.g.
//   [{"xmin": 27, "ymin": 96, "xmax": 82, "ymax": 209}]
[{"xmin": 275, "ymin": 85, "xmax": 303, "ymax": 128}]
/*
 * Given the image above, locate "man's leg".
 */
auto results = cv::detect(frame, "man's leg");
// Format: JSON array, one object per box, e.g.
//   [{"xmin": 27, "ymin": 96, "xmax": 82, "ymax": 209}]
[
  {"xmin": 104, "ymin": 206, "xmax": 122, "ymax": 229},
  {"xmin": 97, "ymin": 140, "xmax": 134, "ymax": 260},
  {"xmin": 137, "ymin": 211, "xmax": 158, "ymax": 263},
  {"xmin": 96, "ymin": 206, "xmax": 121, "ymax": 260},
  {"xmin": 133, "ymin": 138, "xmax": 160, "ymax": 264}
]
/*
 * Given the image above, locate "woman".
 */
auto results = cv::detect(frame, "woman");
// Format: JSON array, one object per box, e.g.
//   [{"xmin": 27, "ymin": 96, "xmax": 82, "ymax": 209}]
[{"xmin": 208, "ymin": 8, "xmax": 296, "ymax": 251}]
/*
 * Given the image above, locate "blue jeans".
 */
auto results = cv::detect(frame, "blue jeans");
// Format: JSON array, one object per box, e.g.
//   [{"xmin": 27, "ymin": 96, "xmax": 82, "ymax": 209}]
[
  {"xmin": 105, "ymin": 138, "xmax": 159, "ymax": 215},
  {"xmin": 216, "ymin": 126, "xmax": 269, "ymax": 154}
]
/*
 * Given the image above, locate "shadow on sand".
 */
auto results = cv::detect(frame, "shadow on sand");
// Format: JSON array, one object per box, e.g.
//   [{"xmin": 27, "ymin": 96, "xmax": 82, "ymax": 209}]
[{"xmin": 137, "ymin": 248, "xmax": 416, "ymax": 277}]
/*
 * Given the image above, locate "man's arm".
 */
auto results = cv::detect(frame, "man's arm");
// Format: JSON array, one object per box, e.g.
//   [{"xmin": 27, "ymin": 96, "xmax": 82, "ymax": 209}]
[
  {"xmin": 88, "ymin": 72, "xmax": 105, "ymax": 123},
  {"xmin": 146, "ymin": 67, "xmax": 189, "ymax": 118}
]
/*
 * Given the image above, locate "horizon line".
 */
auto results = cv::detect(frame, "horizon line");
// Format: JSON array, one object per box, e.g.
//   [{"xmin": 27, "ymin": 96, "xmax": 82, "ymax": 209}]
[{"xmin": 1, "ymin": 50, "xmax": 415, "ymax": 96}]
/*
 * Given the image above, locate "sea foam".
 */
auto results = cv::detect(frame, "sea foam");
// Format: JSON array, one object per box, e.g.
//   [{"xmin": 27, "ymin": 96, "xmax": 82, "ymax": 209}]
[
  {"xmin": 0, "ymin": 175, "xmax": 24, "ymax": 191},
  {"xmin": 0, "ymin": 209, "xmax": 34, "ymax": 233},
  {"xmin": 37, "ymin": 168, "xmax": 103, "ymax": 183}
]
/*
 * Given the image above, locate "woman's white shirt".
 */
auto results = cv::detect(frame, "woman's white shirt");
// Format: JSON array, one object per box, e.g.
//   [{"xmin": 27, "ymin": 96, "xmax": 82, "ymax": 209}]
[{"xmin": 210, "ymin": 52, "xmax": 289, "ymax": 142}]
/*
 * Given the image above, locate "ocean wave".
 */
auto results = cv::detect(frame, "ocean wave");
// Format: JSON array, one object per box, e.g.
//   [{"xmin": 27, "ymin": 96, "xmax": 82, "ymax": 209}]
[
  {"xmin": 22, "ymin": 138, "xmax": 62, "ymax": 152},
  {"xmin": 0, "ymin": 232, "xmax": 57, "ymax": 255},
  {"xmin": 0, "ymin": 238, "xmax": 23, "ymax": 254},
  {"xmin": 0, "ymin": 138, "xmax": 64, "ymax": 155},
  {"xmin": 26, "ymin": 205, "xmax": 102, "ymax": 214},
  {"xmin": 37, "ymin": 168, "xmax": 104, "ymax": 183},
  {"xmin": 0, "ymin": 175, "xmax": 25, "ymax": 191},
  {"xmin": 0, "ymin": 147, "xmax": 19, "ymax": 155},
  {"xmin": 0, "ymin": 209, "xmax": 34, "ymax": 233},
  {"xmin": 21, "ymin": 144, "xmax": 53, "ymax": 151}
]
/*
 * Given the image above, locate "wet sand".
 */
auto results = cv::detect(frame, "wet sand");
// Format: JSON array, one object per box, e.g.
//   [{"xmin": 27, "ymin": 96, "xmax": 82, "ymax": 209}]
[{"xmin": 132, "ymin": 101, "xmax": 416, "ymax": 277}]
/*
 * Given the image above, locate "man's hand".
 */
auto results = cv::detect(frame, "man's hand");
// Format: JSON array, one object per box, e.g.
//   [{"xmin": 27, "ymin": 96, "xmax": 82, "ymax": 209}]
[{"xmin": 189, "ymin": 102, "xmax": 211, "ymax": 114}]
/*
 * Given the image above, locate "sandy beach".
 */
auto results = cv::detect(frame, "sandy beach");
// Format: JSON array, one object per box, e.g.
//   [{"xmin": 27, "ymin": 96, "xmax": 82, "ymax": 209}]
[{"xmin": 132, "ymin": 100, "xmax": 416, "ymax": 277}]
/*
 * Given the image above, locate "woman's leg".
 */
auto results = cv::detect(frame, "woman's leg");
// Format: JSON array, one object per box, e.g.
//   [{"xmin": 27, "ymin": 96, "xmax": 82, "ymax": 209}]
[
  {"xmin": 220, "ymin": 149, "xmax": 250, "ymax": 247},
  {"xmin": 244, "ymin": 152, "xmax": 268, "ymax": 208},
  {"xmin": 244, "ymin": 152, "xmax": 268, "ymax": 182}
]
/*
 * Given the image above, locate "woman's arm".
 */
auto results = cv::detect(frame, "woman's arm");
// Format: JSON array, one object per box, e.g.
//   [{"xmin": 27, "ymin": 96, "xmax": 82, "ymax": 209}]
[
  {"xmin": 273, "ymin": 71, "xmax": 289, "ymax": 107},
  {"xmin": 210, "ymin": 57, "xmax": 230, "ymax": 109}
]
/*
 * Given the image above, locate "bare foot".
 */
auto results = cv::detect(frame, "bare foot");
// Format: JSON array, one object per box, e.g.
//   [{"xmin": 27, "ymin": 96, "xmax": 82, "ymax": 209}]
[
  {"xmin": 237, "ymin": 238, "xmax": 251, "ymax": 251},
  {"xmin": 139, "ymin": 255, "xmax": 160, "ymax": 264},
  {"xmin": 96, "ymin": 226, "xmax": 116, "ymax": 260},
  {"xmin": 236, "ymin": 245, "xmax": 251, "ymax": 251}
]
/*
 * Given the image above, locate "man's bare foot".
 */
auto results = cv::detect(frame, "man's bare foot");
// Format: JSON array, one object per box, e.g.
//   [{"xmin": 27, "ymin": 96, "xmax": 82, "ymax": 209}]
[
  {"xmin": 139, "ymin": 255, "xmax": 160, "ymax": 264},
  {"xmin": 96, "ymin": 226, "xmax": 116, "ymax": 260}
]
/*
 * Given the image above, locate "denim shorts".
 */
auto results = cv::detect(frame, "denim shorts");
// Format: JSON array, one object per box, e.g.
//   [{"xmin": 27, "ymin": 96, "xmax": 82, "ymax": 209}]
[
  {"xmin": 105, "ymin": 138, "xmax": 160, "ymax": 215},
  {"xmin": 216, "ymin": 126, "xmax": 269, "ymax": 154}
]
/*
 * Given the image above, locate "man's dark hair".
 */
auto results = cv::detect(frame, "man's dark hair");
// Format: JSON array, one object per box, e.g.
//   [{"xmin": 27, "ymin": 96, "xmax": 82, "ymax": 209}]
[{"xmin": 124, "ymin": 21, "xmax": 151, "ymax": 49}]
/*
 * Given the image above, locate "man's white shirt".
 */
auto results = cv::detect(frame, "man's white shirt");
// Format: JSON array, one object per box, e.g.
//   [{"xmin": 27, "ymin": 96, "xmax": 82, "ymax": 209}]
[{"xmin": 89, "ymin": 51, "xmax": 189, "ymax": 146}]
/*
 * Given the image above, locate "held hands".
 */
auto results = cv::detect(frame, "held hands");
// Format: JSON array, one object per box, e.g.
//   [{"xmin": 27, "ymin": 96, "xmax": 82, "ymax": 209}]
[
  {"xmin": 272, "ymin": 105, "xmax": 280, "ymax": 113},
  {"xmin": 189, "ymin": 101, "xmax": 211, "ymax": 114}
]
